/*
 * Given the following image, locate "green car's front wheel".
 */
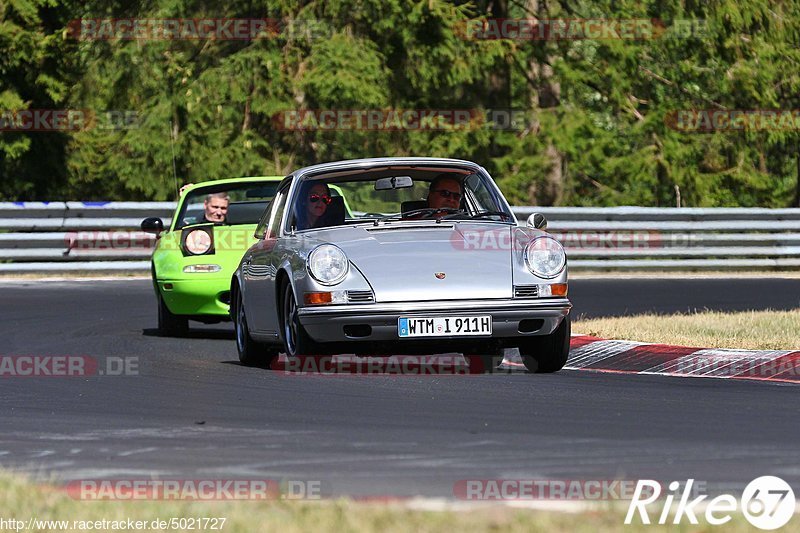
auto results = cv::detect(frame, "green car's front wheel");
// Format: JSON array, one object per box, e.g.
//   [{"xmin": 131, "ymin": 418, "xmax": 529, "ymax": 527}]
[{"xmin": 158, "ymin": 294, "xmax": 188, "ymax": 335}]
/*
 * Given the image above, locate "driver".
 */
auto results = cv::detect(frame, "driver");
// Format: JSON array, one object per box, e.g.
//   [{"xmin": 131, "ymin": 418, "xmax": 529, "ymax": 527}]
[
  {"xmin": 202, "ymin": 192, "xmax": 229, "ymax": 223},
  {"xmin": 426, "ymin": 174, "xmax": 463, "ymax": 210}
]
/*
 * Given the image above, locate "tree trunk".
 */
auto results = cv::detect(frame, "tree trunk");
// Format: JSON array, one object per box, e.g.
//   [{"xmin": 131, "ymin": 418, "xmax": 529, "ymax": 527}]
[
  {"xmin": 526, "ymin": 0, "xmax": 564, "ymax": 206},
  {"xmin": 795, "ymin": 148, "xmax": 800, "ymax": 207}
]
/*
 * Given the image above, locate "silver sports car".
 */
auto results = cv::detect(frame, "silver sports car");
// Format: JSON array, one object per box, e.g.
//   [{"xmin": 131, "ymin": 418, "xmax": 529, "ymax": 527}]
[{"xmin": 231, "ymin": 157, "xmax": 571, "ymax": 373}]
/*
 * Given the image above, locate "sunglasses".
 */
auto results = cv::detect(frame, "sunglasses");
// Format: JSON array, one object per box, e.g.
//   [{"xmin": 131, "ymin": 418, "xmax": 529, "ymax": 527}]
[
  {"xmin": 433, "ymin": 189, "xmax": 462, "ymax": 201},
  {"xmin": 309, "ymin": 194, "xmax": 332, "ymax": 205}
]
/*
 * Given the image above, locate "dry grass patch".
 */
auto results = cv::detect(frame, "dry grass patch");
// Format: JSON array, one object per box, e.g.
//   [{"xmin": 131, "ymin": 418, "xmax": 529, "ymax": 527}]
[
  {"xmin": 0, "ymin": 474, "xmax": 778, "ymax": 532},
  {"xmin": 574, "ymin": 309, "xmax": 800, "ymax": 350}
]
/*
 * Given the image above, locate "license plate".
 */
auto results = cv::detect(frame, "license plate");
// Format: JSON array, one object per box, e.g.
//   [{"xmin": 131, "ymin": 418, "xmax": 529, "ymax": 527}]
[{"xmin": 398, "ymin": 316, "xmax": 492, "ymax": 338}]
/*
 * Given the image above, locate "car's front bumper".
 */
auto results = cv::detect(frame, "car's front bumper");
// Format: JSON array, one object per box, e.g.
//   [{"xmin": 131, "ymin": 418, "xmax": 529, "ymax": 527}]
[
  {"xmin": 158, "ymin": 278, "xmax": 231, "ymax": 317},
  {"xmin": 297, "ymin": 298, "xmax": 571, "ymax": 346}
]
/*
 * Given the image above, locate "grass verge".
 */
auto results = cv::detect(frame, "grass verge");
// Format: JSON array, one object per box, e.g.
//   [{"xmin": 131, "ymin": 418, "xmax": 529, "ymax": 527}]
[
  {"xmin": 0, "ymin": 474, "xmax": 782, "ymax": 533},
  {"xmin": 574, "ymin": 309, "xmax": 800, "ymax": 350}
]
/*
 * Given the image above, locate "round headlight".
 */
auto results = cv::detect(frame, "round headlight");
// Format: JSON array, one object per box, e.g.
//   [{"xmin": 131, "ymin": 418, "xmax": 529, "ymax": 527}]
[
  {"xmin": 308, "ymin": 244, "xmax": 349, "ymax": 285},
  {"xmin": 185, "ymin": 229, "xmax": 212, "ymax": 255},
  {"xmin": 524, "ymin": 237, "xmax": 566, "ymax": 279}
]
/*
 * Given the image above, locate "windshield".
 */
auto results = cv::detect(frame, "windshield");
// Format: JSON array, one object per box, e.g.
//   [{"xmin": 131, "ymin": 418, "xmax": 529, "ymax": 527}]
[
  {"xmin": 287, "ymin": 168, "xmax": 514, "ymax": 231},
  {"xmin": 174, "ymin": 181, "xmax": 280, "ymax": 230}
]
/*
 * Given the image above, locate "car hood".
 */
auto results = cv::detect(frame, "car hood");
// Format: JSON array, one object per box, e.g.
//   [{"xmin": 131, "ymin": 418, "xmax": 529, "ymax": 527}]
[
  {"xmin": 310, "ymin": 223, "xmax": 513, "ymax": 303},
  {"xmin": 154, "ymin": 224, "xmax": 258, "ymax": 280}
]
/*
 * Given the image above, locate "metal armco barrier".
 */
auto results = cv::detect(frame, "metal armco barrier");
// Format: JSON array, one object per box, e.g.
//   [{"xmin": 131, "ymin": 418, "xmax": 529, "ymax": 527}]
[{"xmin": 2, "ymin": 202, "xmax": 800, "ymax": 272}]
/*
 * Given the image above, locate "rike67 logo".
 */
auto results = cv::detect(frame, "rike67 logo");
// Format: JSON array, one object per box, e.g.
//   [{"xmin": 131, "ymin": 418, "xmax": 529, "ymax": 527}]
[{"xmin": 625, "ymin": 477, "xmax": 795, "ymax": 529}]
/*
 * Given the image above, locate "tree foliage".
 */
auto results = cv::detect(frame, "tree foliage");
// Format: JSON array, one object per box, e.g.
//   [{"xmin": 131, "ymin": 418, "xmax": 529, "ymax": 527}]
[{"xmin": 0, "ymin": 0, "xmax": 798, "ymax": 206}]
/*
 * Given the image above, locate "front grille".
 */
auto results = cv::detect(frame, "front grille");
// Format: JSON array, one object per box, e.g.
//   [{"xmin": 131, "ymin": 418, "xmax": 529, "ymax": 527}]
[
  {"xmin": 347, "ymin": 290, "xmax": 375, "ymax": 303},
  {"xmin": 514, "ymin": 285, "xmax": 539, "ymax": 298}
]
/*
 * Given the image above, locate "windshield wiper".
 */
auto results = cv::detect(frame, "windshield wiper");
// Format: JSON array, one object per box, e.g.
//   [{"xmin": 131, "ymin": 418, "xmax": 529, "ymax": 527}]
[
  {"xmin": 374, "ymin": 208, "xmax": 453, "ymax": 224},
  {"xmin": 466, "ymin": 210, "xmax": 513, "ymax": 220},
  {"xmin": 374, "ymin": 211, "xmax": 404, "ymax": 224}
]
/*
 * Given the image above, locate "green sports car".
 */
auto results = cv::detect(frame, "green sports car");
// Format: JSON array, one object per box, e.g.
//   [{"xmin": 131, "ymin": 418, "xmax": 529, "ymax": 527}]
[{"xmin": 142, "ymin": 177, "xmax": 283, "ymax": 334}]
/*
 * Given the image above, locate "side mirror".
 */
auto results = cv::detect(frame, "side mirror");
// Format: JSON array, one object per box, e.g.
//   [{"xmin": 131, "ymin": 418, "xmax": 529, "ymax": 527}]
[
  {"xmin": 526, "ymin": 213, "xmax": 547, "ymax": 231},
  {"xmin": 141, "ymin": 217, "xmax": 164, "ymax": 234}
]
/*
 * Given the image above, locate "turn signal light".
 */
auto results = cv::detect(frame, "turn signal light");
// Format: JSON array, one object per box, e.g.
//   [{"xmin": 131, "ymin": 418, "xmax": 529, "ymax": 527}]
[
  {"xmin": 550, "ymin": 283, "xmax": 568, "ymax": 296},
  {"xmin": 304, "ymin": 292, "xmax": 333, "ymax": 305},
  {"xmin": 538, "ymin": 283, "xmax": 568, "ymax": 297},
  {"xmin": 303, "ymin": 291, "xmax": 348, "ymax": 305}
]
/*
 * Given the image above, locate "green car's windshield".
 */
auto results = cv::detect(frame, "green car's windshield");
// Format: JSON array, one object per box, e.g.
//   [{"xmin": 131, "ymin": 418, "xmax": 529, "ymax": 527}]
[{"xmin": 174, "ymin": 181, "xmax": 280, "ymax": 230}]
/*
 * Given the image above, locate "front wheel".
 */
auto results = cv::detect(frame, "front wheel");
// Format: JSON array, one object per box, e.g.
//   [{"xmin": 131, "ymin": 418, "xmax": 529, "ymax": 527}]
[
  {"xmin": 519, "ymin": 315, "xmax": 571, "ymax": 373},
  {"xmin": 280, "ymin": 282, "xmax": 322, "ymax": 357},
  {"xmin": 234, "ymin": 290, "xmax": 278, "ymax": 367},
  {"xmin": 157, "ymin": 294, "xmax": 188, "ymax": 335}
]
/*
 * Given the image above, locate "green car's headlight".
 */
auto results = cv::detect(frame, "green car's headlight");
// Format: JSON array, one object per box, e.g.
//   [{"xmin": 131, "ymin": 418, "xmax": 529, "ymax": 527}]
[
  {"xmin": 308, "ymin": 244, "xmax": 349, "ymax": 286},
  {"xmin": 524, "ymin": 236, "xmax": 566, "ymax": 279},
  {"xmin": 185, "ymin": 229, "xmax": 212, "ymax": 255}
]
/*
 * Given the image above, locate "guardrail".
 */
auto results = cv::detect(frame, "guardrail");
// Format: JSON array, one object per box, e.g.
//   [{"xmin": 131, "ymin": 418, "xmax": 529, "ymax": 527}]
[{"xmin": 2, "ymin": 202, "xmax": 800, "ymax": 272}]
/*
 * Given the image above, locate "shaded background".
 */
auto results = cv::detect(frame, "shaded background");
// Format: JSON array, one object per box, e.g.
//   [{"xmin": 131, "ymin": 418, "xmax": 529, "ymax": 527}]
[{"xmin": 1, "ymin": 0, "xmax": 799, "ymax": 207}]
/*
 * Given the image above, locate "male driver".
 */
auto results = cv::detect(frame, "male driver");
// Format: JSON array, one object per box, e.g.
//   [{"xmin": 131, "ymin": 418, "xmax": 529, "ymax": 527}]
[
  {"xmin": 427, "ymin": 174, "xmax": 463, "ymax": 210},
  {"xmin": 202, "ymin": 192, "xmax": 229, "ymax": 223}
]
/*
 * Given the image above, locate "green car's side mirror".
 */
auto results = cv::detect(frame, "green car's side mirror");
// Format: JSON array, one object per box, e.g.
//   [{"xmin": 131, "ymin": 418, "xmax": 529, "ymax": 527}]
[{"xmin": 141, "ymin": 217, "xmax": 164, "ymax": 234}]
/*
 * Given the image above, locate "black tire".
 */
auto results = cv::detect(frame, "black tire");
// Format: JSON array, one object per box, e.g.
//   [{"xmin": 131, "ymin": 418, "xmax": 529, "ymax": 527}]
[
  {"xmin": 280, "ymin": 281, "xmax": 321, "ymax": 357},
  {"xmin": 157, "ymin": 294, "xmax": 188, "ymax": 335},
  {"xmin": 519, "ymin": 315, "xmax": 571, "ymax": 373},
  {"xmin": 234, "ymin": 289, "xmax": 278, "ymax": 367}
]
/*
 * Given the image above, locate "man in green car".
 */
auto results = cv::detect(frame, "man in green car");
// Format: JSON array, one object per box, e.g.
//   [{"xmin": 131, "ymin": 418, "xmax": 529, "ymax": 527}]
[{"xmin": 202, "ymin": 192, "xmax": 229, "ymax": 223}]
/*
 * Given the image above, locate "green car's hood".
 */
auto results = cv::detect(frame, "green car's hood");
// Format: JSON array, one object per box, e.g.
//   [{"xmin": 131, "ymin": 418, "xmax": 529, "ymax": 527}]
[{"xmin": 152, "ymin": 224, "xmax": 258, "ymax": 280}]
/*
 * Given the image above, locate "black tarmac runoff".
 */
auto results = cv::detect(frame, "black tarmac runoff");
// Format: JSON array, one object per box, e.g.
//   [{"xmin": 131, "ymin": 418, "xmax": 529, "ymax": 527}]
[{"xmin": 1, "ymin": 277, "xmax": 798, "ymax": 498}]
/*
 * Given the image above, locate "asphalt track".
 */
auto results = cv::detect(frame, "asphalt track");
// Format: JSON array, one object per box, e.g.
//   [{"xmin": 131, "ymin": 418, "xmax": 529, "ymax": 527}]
[{"xmin": 1, "ymin": 278, "xmax": 799, "ymax": 498}]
